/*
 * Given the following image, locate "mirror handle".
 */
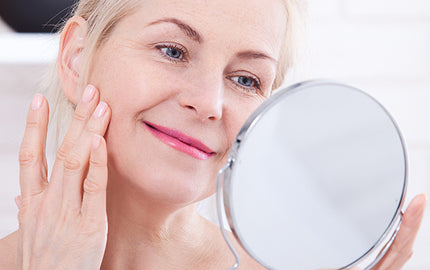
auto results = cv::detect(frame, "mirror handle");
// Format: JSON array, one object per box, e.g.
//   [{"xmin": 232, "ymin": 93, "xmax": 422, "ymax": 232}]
[{"xmin": 217, "ymin": 159, "xmax": 240, "ymax": 270}]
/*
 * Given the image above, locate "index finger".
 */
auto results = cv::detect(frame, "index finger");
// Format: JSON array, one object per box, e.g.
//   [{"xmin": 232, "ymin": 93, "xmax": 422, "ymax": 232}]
[{"xmin": 18, "ymin": 94, "xmax": 49, "ymax": 199}]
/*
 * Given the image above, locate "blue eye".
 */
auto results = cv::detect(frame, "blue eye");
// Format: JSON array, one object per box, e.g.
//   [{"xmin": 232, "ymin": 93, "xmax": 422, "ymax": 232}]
[
  {"xmin": 237, "ymin": 76, "xmax": 253, "ymax": 87},
  {"xmin": 231, "ymin": 76, "xmax": 259, "ymax": 88},
  {"xmin": 161, "ymin": 47, "xmax": 182, "ymax": 59},
  {"xmin": 156, "ymin": 44, "xmax": 188, "ymax": 62}
]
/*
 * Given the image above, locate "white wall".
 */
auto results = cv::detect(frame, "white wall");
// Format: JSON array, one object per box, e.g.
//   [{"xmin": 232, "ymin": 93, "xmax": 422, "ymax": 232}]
[
  {"xmin": 305, "ymin": 1, "xmax": 430, "ymax": 269},
  {"xmin": 1, "ymin": 0, "xmax": 429, "ymax": 268}
]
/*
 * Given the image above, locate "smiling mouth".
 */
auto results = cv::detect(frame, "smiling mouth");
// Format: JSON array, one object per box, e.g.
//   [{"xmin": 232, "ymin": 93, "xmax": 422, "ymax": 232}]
[{"xmin": 143, "ymin": 121, "xmax": 216, "ymax": 160}]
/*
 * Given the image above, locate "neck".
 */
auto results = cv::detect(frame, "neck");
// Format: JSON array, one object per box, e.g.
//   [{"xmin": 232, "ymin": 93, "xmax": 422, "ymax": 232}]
[{"xmin": 100, "ymin": 175, "xmax": 215, "ymax": 270}]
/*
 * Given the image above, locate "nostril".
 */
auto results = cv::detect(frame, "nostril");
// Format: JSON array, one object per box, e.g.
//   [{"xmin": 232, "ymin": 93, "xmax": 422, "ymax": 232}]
[{"xmin": 186, "ymin": 105, "xmax": 195, "ymax": 110}]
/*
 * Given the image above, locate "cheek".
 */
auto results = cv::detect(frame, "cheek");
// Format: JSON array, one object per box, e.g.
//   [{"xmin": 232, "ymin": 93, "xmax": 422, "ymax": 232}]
[
  {"xmin": 89, "ymin": 45, "xmax": 179, "ymax": 114},
  {"xmin": 225, "ymin": 95, "xmax": 263, "ymax": 139}
]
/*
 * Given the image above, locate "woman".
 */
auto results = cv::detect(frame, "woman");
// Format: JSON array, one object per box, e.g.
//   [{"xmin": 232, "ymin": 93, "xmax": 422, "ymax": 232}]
[{"xmin": 0, "ymin": 0, "xmax": 426, "ymax": 269}]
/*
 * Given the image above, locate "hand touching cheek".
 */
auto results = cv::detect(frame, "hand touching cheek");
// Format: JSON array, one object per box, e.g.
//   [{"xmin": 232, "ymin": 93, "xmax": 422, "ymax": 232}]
[{"xmin": 16, "ymin": 85, "xmax": 111, "ymax": 270}]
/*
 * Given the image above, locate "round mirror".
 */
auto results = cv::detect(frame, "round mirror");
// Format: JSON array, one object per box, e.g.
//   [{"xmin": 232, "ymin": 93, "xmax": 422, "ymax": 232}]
[{"xmin": 216, "ymin": 80, "xmax": 407, "ymax": 270}]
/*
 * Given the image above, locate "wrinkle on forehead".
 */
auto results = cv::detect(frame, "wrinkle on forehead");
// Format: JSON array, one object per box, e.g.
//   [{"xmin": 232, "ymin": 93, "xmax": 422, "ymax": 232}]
[{"xmin": 132, "ymin": 0, "xmax": 287, "ymax": 59}]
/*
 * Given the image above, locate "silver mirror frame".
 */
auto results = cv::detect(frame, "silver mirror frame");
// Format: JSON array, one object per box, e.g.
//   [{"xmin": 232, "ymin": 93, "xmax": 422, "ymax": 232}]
[{"xmin": 216, "ymin": 80, "xmax": 408, "ymax": 270}]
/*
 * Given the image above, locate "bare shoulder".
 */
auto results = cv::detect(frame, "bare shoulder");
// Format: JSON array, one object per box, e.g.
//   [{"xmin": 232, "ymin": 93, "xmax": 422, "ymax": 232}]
[{"xmin": 0, "ymin": 230, "xmax": 18, "ymax": 269}]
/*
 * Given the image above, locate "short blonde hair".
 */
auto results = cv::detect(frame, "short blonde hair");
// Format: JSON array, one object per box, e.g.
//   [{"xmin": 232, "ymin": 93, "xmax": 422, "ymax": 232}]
[{"xmin": 45, "ymin": 0, "xmax": 307, "ymax": 150}]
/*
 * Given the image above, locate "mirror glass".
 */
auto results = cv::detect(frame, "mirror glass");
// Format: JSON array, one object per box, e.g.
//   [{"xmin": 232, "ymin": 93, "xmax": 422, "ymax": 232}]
[{"xmin": 218, "ymin": 81, "xmax": 407, "ymax": 270}]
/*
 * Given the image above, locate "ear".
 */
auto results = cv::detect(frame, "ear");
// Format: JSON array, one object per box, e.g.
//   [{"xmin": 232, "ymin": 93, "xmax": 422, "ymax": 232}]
[{"xmin": 58, "ymin": 16, "xmax": 89, "ymax": 105}]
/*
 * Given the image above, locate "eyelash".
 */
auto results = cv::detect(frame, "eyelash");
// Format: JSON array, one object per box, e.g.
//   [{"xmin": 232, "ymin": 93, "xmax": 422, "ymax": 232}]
[{"xmin": 155, "ymin": 43, "xmax": 263, "ymax": 95}]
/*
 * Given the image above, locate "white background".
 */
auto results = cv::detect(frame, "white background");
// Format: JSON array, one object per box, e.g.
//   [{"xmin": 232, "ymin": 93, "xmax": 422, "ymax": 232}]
[{"xmin": 0, "ymin": 0, "xmax": 429, "ymax": 268}]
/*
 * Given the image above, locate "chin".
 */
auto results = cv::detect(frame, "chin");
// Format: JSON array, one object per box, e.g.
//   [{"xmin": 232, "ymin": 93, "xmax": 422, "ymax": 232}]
[
  {"xmin": 109, "ymin": 158, "xmax": 217, "ymax": 206},
  {"xmin": 105, "ymin": 132, "xmax": 222, "ymax": 206},
  {"xmin": 153, "ymin": 170, "xmax": 216, "ymax": 204}
]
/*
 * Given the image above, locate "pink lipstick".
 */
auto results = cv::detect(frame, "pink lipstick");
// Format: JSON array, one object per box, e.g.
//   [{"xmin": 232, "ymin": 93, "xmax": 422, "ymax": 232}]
[{"xmin": 143, "ymin": 121, "xmax": 216, "ymax": 160}]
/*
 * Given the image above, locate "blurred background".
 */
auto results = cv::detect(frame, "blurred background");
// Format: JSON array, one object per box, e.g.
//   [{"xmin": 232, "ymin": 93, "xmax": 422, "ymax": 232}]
[{"xmin": 0, "ymin": 0, "xmax": 429, "ymax": 269}]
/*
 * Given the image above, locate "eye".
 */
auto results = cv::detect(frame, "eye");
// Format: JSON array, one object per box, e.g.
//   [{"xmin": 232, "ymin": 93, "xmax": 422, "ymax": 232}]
[
  {"xmin": 235, "ymin": 76, "xmax": 254, "ymax": 87},
  {"xmin": 230, "ymin": 75, "xmax": 261, "ymax": 93},
  {"xmin": 156, "ymin": 43, "xmax": 187, "ymax": 62},
  {"xmin": 162, "ymin": 47, "xmax": 182, "ymax": 59}
]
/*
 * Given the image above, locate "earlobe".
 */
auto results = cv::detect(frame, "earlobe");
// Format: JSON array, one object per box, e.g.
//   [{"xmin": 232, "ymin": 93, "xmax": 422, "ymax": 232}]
[{"xmin": 58, "ymin": 16, "xmax": 89, "ymax": 105}]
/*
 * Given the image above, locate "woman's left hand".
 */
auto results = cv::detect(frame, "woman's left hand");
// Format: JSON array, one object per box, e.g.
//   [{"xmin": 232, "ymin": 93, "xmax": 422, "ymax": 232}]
[{"xmin": 369, "ymin": 194, "xmax": 427, "ymax": 270}]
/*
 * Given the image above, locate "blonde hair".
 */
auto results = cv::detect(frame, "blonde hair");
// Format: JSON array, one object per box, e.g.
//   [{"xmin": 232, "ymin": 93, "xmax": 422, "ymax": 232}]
[{"xmin": 45, "ymin": 0, "xmax": 307, "ymax": 150}]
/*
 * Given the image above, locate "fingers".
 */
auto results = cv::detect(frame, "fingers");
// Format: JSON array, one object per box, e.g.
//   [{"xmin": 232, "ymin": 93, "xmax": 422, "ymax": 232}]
[
  {"xmin": 45, "ymin": 85, "xmax": 101, "ymax": 201},
  {"xmin": 62, "ymin": 100, "xmax": 111, "ymax": 210},
  {"xmin": 18, "ymin": 94, "xmax": 49, "ymax": 199},
  {"xmin": 55, "ymin": 85, "xmax": 99, "ymax": 163},
  {"xmin": 373, "ymin": 194, "xmax": 427, "ymax": 270},
  {"xmin": 81, "ymin": 135, "xmax": 108, "ymax": 226}
]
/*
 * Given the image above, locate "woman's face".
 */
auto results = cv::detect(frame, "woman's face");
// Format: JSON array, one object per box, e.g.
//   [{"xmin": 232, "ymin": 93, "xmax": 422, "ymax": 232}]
[{"xmin": 88, "ymin": 0, "xmax": 287, "ymax": 204}]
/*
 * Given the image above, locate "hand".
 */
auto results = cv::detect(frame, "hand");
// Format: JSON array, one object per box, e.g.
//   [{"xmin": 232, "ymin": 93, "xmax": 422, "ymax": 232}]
[
  {"xmin": 16, "ymin": 85, "xmax": 111, "ymax": 269},
  {"xmin": 370, "ymin": 194, "xmax": 427, "ymax": 270}
]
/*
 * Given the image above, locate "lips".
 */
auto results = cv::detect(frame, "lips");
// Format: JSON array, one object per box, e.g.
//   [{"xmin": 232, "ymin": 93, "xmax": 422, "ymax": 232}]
[{"xmin": 143, "ymin": 121, "xmax": 216, "ymax": 160}]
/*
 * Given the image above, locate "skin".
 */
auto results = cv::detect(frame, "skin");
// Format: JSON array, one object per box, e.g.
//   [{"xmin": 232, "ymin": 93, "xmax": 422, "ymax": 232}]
[{"xmin": 0, "ymin": 0, "xmax": 427, "ymax": 269}]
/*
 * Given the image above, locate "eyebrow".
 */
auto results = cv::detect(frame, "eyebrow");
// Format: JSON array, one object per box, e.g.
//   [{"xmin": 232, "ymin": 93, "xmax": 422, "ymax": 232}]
[
  {"xmin": 147, "ymin": 18, "xmax": 277, "ymax": 64},
  {"xmin": 147, "ymin": 18, "xmax": 202, "ymax": 43},
  {"xmin": 236, "ymin": 50, "xmax": 278, "ymax": 64}
]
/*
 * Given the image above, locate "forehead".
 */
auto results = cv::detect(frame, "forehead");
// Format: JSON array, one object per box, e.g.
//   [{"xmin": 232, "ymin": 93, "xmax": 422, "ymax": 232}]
[{"xmin": 117, "ymin": 0, "xmax": 287, "ymax": 58}]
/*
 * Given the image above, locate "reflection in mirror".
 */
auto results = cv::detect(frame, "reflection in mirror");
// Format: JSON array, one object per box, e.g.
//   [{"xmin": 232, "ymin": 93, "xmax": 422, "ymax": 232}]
[{"xmin": 217, "ymin": 81, "xmax": 406, "ymax": 270}]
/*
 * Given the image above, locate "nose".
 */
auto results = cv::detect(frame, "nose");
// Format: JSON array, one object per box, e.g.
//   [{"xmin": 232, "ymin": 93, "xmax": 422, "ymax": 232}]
[{"xmin": 178, "ymin": 73, "xmax": 224, "ymax": 121}]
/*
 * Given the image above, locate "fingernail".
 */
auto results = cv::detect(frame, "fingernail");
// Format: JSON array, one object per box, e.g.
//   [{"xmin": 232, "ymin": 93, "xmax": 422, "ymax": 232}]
[
  {"xmin": 93, "ymin": 102, "xmax": 107, "ymax": 118},
  {"xmin": 92, "ymin": 134, "xmax": 101, "ymax": 149},
  {"xmin": 417, "ymin": 193, "xmax": 428, "ymax": 204},
  {"xmin": 82, "ymin": 85, "xmax": 95, "ymax": 103},
  {"xmin": 31, "ymin": 94, "xmax": 43, "ymax": 111}
]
